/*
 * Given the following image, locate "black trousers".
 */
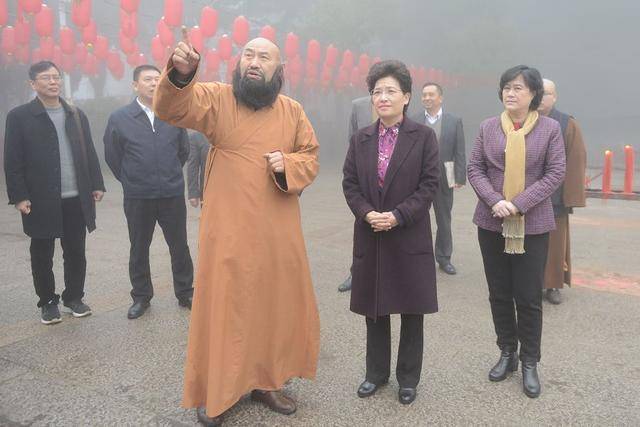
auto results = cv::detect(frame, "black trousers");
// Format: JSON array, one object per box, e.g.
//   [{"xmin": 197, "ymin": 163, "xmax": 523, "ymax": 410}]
[
  {"xmin": 365, "ymin": 314, "xmax": 424, "ymax": 388},
  {"xmin": 123, "ymin": 197, "xmax": 193, "ymax": 303},
  {"xmin": 30, "ymin": 197, "xmax": 86, "ymax": 308},
  {"xmin": 433, "ymin": 175, "xmax": 454, "ymax": 265},
  {"xmin": 477, "ymin": 228, "xmax": 549, "ymax": 362}
]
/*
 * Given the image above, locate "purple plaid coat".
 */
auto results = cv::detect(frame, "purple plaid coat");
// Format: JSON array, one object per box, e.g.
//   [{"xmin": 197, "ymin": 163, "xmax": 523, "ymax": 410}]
[{"xmin": 467, "ymin": 115, "xmax": 566, "ymax": 235}]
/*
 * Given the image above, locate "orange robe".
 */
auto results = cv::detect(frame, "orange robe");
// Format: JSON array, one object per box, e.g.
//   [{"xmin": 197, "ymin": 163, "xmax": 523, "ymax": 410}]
[{"xmin": 154, "ymin": 67, "xmax": 320, "ymax": 417}]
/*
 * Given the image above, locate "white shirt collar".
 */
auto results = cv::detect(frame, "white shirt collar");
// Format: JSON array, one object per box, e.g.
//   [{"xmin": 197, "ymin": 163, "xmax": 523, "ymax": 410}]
[
  {"xmin": 136, "ymin": 97, "xmax": 155, "ymax": 131},
  {"xmin": 425, "ymin": 107, "xmax": 443, "ymax": 124}
]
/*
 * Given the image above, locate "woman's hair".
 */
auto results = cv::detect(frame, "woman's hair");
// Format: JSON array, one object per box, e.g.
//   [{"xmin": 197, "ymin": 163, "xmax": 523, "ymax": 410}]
[
  {"xmin": 366, "ymin": 60, "xmax": 412, "ymax": 113},
  {"xmin": 498, "ymin": 65, "xmax": 544, "ymax": 111}
]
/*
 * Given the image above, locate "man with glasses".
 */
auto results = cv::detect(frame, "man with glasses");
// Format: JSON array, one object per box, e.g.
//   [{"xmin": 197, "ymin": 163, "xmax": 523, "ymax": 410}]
[
  {"xmin": 4, "ymin": 61, "xmax": 105, "ymax": 324},
  {"xmin": 104, "ymin": 64, "xmax": 193, "ymax": 320}
]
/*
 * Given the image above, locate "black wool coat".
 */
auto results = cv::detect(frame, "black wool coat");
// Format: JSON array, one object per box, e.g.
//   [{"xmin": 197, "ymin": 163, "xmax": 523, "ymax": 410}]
[
  {"xmin": 343, "ymin": 118, "xmax": 440, "ymax": 318},
  {"xmin": 4, "ymin": 97, "xmax": 105, "ymax": 238}
]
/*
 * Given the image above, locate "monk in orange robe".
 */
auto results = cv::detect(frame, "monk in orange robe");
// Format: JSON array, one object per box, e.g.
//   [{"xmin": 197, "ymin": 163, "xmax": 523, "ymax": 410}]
[{"xmin": 154, "ymin": 35, "xmax": 320, "ymax": 426}]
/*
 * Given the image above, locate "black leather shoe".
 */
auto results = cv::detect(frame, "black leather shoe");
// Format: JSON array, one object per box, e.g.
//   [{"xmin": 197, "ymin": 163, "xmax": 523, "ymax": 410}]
[
  {"xmin": 357, "ymin": 380, "xmax": 386, "ymax": 398},
  {"xmin": 197, "ymin": 407, "xmax": 223, "ymax": 426},
  {"xmin": 545, "ymin": 289, "xmax": 562, "ymax": 305},
  {"xmin": 178, "ymin": 296, "xmax": 193, "ymax": 309},
  {"xmin": 489, "ymin": 350, "xmax": 518, "ymax": 382},
  {"xmin": 439, "ymin": 263, "xmax": 457, "ymax": 275},
  {"xmin": 398, "ymin": 387, "xmax": 417, "ymax": 405},
  {"xmin": 522, "ymin": 361, "xmax": 541, "ymax": 398},
  {"xmin": 338, "ymin": 275, "xmax": 352, "ymax": 292},
  {"xmin": 127, "ymin": 301, "xmax": 150, "ymax": 319}
]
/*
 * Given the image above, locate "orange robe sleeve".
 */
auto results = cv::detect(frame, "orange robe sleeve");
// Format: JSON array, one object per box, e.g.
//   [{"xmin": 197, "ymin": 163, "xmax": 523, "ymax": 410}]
[
  {"xmin": 153, "ymin": 61, "xmax": 221, "ymax": 137},
  {"xmin": 563, "ymin": 118, "xmax": 587, "ymax": 208},
  {"xmin": 273, "ymin": 106, "xmax": 319, "ymax": 194}
]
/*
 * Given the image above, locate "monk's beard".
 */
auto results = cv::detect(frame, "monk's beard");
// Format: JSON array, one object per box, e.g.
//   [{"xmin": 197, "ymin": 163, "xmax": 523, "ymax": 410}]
[{"xmin": 232, "ymin": 64, "xmax": 284, "ymax": 110}]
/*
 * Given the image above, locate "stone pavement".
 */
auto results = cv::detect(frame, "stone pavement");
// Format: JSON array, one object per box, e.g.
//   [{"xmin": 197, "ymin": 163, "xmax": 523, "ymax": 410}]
[{"xmin": 1, "ymin": 171, "xmax": 639, "ymax": 426}]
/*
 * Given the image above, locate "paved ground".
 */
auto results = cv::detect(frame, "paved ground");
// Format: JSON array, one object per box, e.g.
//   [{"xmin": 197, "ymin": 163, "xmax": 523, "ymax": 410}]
[{"xmin": 1, "ymin": 169, "xmax": 639, "ymax": 426}]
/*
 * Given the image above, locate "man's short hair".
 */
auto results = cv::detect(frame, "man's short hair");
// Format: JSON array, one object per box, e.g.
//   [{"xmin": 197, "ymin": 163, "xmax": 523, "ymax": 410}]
[
  {"xmin": 422, "ymin": 82, "xmax": 443, "ymax": 95},
  {"xmin": 498, "ymin": 65, "xmax": 544, "ymax": 111},
  {"xmin": 29, "ymin": 61, "xmax": 61, "ymax": 80},
  {"xmin": 133, "ymin": 64, "xmax": 161, "ymax": 81}
]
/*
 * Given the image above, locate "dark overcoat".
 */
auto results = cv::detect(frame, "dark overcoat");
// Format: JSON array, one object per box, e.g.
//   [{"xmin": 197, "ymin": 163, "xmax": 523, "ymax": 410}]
[
  {"xmin": 343, "ymin": 117, "xmax": 440, "ymax": 318},
  {"xmin": 4, "ymin": 97, "xmax": 105, "ymax": 238}
]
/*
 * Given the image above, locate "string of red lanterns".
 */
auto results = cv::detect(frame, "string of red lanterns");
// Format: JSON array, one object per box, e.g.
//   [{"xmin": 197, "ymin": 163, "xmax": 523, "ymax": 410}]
[{"xmin": 0, "ymin": 0, "xmax": 463, "ymax": 90}]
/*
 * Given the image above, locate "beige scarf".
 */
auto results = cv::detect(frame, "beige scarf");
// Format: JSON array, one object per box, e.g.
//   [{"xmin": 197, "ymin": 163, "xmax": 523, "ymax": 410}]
[{"xmin": 500, "ymin": 110, "xmax": 538, "ymax": 254}]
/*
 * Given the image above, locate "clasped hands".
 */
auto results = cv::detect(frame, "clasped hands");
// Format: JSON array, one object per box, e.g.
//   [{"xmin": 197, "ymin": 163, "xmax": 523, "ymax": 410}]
[
  {"xmin": 492, "ymin": 200, "xmax": 519, "ymax": 218},
  {"xmin": 365, "ymin": 211, "xmax": 398, "ymax": 232}
]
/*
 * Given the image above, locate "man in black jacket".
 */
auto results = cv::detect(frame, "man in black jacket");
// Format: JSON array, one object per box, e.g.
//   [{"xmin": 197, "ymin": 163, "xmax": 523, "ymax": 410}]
[
  {"xmin": 104, "ymin": 64, "xmax": 193, "ymax": 319},
  {"xmin": 4, "ymin": 61, "xmax": 106, "ymax": 325}
]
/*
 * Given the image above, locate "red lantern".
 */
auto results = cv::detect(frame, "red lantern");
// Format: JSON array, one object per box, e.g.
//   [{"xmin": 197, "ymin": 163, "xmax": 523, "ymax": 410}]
[
  {"xmin": 19, "ymin": 0, "xmax": 41, "ymax": 15},
  {"xmin": 119, "ymin": 30, "xmax": 135, "ymax": 54},
  {"xmin": 341, "ymin": 50, "xmax": 354, "ymax": 69},
  {"xmin": 61, "ymin": 53, "xmax": 75, "ymax": 73},
  {"xmin": 83, "ymin": 52, "xmax": 97, "ymax": 76},
  {"xmin": 107, "ymin": 49, "xmax": 121, "ymax": 72},
  {"xmin": 151, "ymin": 35, "xmax": 164, "ymax": 63},
  {"xmin": 284, "ymin": 32, "xmax": 298, "ymax": 58},
  {"xmin": 136, "ymin": 53, "xmax": 146, "ymax": 67},
  {"xmin": 94, "ymin": 35, "xmax": 109, "ymax": 60},
  {"xmin": 75, "ymin": 42, "xmax": 87, "ymax": 64},
  {"xmin": 324, "ymin": 44, "xmax": 338, "ymax": 67},
  {"xmin": 188, "ymin": 26, "xmax": 204, "ymax": 53},
  {"xmin": 206, "ymin": 48, "xmax": 220, "ymax": 72},
  {"xmin": 157, "ymin": 18, "xmax": 173, "ymax": 47},
  {"xmin": 358, "ymin": 53, "xmax": 370, "ymax": 75},
  {"xmin": 120, "ymin": 0, "xmax": 140, "ymax": 14},
  {"xmin": 259, "ymin": 25, "xmax": 276, "ymax": 42},
  {"xmin": 15, "ymin": 17, "xmax": 30, "ymax": 46},
  {"xmin": 0, "ymin": 0, "xmax": 7, "ymax": 27},
  {"xmin": 200, "ymin": 6, "xmax": 218, "ymax": 38},
  {"xmin": 232, "ymin": 15, "xmax": 249, "ymax": 47},
  {"xmin": 39, "ymin": 36, "xmax": 54, "ymax": 60},
  {"xmin": 35, "ymin": 5, "xmax": 54, "ymax": 37},
  {"xmin": 59, "ymin": 27, "xmax": 75, "ymax": 55},
  {"xmin": 307, "ymin": 39, "xmax": 321, "ymax": 64},
  {"xmin": 16, "ymin": 43, "xmax": 29, "ymax": 64},
  {"xmin": 305, "ymin": 60, "xmax": 318, "ymax": 80},
  {"xmin": 427, "ymin": 67, "xmax": 437, "ymax": 82},
  {"xmin": 288, "ymin": 55, "xmax": 302, "ymax": 78},
  {"xmin": 218, "ymin": 34, "xmax": 232, "ymax": 60},
  {"xmin": 163, "ymin": 0, "xmax": 183, "ymax": 28},
  {"xmin": 418, "ymin": 66, "xmax": 427, "ymax": 85},
  {"xmin": 82, "ymin": 20, "xmax": 97, "ymax": 45},
  {"xmin": 72, "ymin": 0, "xmax": 92, "ymax": 28},
  {"xmin": 120, "ymin": 10, "xmax": 138, "ymax": 39},
  {"xmin": 320, "ymin": 64, "xmax": 332, "ymax": 87}
]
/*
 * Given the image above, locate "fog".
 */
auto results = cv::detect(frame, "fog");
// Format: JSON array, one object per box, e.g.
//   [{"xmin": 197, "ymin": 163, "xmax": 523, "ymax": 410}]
[{"xmin": 1, "ymin": 0, "xmax": 639, "ymax": 171}]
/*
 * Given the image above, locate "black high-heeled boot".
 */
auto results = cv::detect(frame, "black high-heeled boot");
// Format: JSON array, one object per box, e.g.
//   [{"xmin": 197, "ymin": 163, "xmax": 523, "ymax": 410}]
[
  {"xmin": 488, "ymin": 350, "xmax": 518, "ymax": 382},
  {"xmin": 522, "ymin": 360, "xmax": 541, "ymax": 398}
]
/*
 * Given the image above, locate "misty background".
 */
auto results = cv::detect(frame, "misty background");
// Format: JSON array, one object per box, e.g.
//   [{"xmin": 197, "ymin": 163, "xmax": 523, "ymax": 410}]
[{"xmin": 1, "ymin": 0, "xmax": 639, "ymax": 177}]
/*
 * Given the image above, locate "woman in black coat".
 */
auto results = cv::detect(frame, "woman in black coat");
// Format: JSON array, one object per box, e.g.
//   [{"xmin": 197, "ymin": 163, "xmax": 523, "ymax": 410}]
[{"xmin": 342, "ymin": 60, "xmax": 440, "ymax": 405}]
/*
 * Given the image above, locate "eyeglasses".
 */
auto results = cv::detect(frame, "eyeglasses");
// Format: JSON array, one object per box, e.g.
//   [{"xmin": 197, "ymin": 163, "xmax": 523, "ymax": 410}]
[
  {"xmin": 35, "ymin": 75, "xmax": 62, "ymax": 82},
  {"xmin": 370, "ymin": 87, "xmax": 402, "ymax": 99}
]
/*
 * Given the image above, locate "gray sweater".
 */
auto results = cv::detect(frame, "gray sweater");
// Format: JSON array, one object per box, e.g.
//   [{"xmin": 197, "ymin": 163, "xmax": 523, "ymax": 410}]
[{"xmin": 46, "ymin": 105, "xmax": 79, "ymax": 198}]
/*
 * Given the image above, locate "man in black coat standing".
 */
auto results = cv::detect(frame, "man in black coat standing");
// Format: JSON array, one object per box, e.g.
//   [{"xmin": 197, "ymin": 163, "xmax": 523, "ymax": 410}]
[
  {"xmin": 413, "ymin": 82, "xmax": 466, "ymax": 275},
  {"xmin": 4, "ymin": 61, "xmax": 106, "ymax": 325},
  {"xmin": 104, "ymin": 64, "xmax": 193, "ymax": 319}
]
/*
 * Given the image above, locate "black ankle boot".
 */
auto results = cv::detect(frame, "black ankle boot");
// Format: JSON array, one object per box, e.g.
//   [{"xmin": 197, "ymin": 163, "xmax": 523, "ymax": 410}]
[
  {"xmin": 522, "ymin": 360, "xmax": 541, "ymax": 398},
  {"xmin": 488, "ymin": 350, "xmax": 518, "ymax": 382}
]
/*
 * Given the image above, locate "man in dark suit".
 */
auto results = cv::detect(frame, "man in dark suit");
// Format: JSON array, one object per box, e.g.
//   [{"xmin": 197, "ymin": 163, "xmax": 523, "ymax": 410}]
[
  {"xmin": 104, "ymin": 64, "xmax": 193, "ymax": 319},
  {"xmin": 338, "ymin": 96, "xmax": 377, "ymax": 292},
  {"xmin": 4, "ymin": 61, "xmax": 105, "ymax": 324},
  {"xmin": 186, "ymin": 130, "xmax": 210, "ymax": 208},
  {"xmin": 413, "ymin": 82, "xmax": 466, "ymax": 275}
]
